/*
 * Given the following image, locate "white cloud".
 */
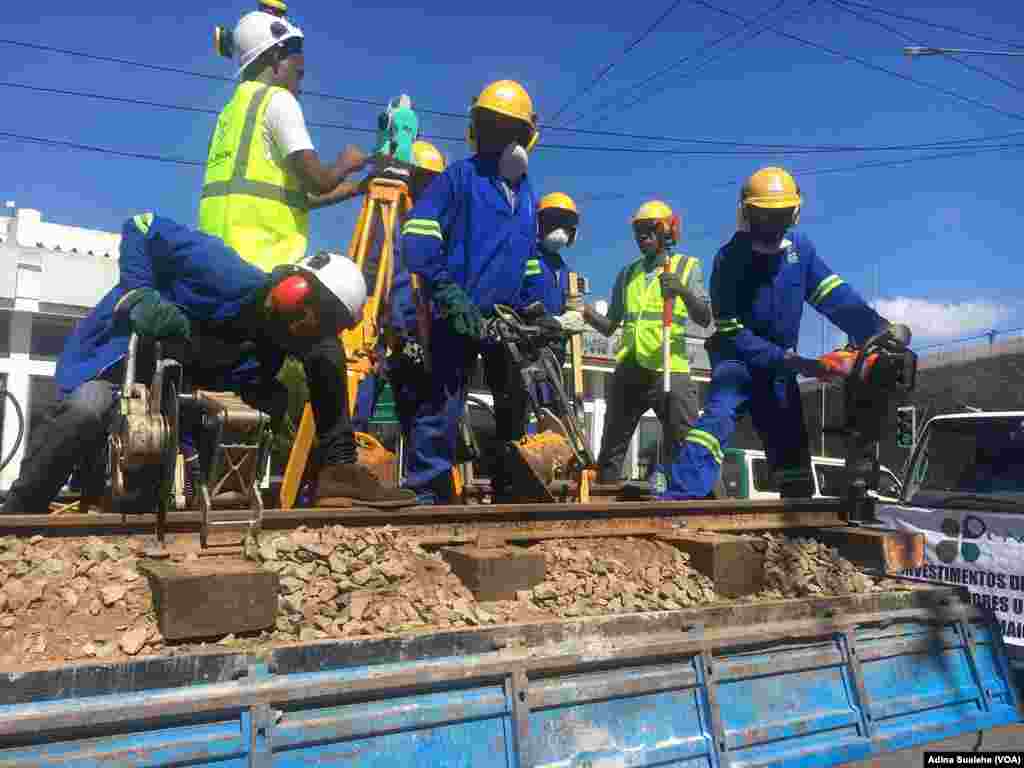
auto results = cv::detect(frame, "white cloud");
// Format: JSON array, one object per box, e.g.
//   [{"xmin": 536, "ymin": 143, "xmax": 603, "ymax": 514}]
[{"xmin": 875, "ymin": 297, "xmax": 1012, "ymax": 341}]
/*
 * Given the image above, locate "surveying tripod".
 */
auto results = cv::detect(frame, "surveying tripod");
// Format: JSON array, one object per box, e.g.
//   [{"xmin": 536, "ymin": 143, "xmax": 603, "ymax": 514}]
[{"xmin": 279, "ymin": 172, "xmax": 412, "ymax": 509}]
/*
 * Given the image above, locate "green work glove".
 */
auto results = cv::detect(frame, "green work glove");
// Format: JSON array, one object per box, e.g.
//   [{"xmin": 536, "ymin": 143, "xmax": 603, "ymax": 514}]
[
  {"xmin": 127, "ymin": 289, "xmax": 191, "ymax": 341},
  {"xmin": 433, "ymin": 281, "xmax": 482, "ymax": 340}
]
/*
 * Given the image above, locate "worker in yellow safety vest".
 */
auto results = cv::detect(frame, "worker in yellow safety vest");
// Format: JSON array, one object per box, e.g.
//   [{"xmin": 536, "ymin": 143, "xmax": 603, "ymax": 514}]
[
  {"xmin": 199, "ymin": 7, "xmax": 369, "ymax": 273},
  {"xmin": 582, "ymin": 200, "xmax": 712, "ymax": 484},
  {"xmin": 192, "ymin": 5, "xmax": 416, "ymax": 508}
]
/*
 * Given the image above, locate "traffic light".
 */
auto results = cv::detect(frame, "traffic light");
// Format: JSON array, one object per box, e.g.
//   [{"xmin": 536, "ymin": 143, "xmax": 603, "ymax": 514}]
[{"xmin": 896, "ymin": 405, "xmax": 916, "ymax": 449}]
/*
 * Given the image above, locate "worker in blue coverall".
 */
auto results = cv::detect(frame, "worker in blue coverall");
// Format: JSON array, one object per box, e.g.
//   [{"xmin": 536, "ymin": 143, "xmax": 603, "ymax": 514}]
[
  {"xmin": 525, "ymin": 192, "xmax": 583, "ymax": 342},
  {"xmin": 359, "ymin": 185, "xmax": 583, "ymax": 491},
  {"xmin": 655, "ymin": 166, "xmax": 911, "ymax": 500},
  {"xmin": 0, "ymin": 213, "xmax": 416, "ymax": 515},
  {"xmin": 399, "ymin": 79, "xmax": 541, "ymax": 505},
  {"xmin": 514, "ymin": 191, "xmax": 586, "ymax": 416}
]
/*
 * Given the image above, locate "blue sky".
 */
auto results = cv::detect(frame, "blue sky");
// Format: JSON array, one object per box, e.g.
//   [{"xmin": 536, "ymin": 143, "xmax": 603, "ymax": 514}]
[{"xmin": 2, "ymin": 0, "xmax": 1022, "ymax": 355}]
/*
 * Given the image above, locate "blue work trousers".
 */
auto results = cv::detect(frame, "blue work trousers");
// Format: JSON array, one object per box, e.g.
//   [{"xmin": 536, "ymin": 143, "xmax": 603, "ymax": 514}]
[
  {"xmin": 398, "ymin": 323, "xmax": 522, "ymax": 494},
  {"xmin": 660, "ymin": 356, "xmax": 814, "ymax": 500}
]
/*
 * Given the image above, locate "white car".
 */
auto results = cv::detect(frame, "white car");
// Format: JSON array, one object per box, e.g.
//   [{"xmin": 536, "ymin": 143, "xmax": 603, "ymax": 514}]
[{"xmin": 719, "ymin": 447, "xmax": 903, "ymax": 502}]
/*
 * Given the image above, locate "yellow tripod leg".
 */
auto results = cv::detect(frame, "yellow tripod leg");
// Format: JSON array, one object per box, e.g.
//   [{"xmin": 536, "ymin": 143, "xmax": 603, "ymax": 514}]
[
  {"xmin": 279, "ymin": 179, "xmax": 412, "ymax": 510},
  {"xmin": 280, "ymin": 404, "xmax": 316, "ymax": 509}
]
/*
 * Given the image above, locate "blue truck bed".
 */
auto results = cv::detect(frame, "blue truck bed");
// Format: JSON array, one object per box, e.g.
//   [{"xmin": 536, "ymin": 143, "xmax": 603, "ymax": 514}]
[{"xmin": 0, "ymin": 585, "xmax": 1019, "ymax": 767}]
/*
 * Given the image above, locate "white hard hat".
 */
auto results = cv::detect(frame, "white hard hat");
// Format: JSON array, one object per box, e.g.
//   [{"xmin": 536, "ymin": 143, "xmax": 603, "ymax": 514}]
[
  {"xmin": 295, "ymin": 251, "xmax": 367, "ymax": 329},
  {"xmin": 233, "ymin": 10, "xmax": 304, "ymax": 77}
]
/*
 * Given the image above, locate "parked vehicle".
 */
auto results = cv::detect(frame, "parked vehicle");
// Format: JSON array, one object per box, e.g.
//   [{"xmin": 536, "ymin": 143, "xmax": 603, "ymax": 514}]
[
  {"xmin": 874, "ymin": 410, "xmax": 1024, "ymax": 673},
  {"xmin": 720, "ymin": 448, "xmax": 902, "ymax": 502}
]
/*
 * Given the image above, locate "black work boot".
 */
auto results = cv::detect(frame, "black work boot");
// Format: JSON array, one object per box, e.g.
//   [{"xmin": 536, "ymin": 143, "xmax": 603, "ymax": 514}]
[{"xmin": 315, "ymin": 463, "xmax": 417, "ymax": 508}]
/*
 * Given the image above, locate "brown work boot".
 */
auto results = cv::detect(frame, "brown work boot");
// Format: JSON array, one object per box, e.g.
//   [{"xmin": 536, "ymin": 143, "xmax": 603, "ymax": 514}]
[{"xmin": 315, "ymin": 463, "xmax": 417, "ymax": 508}]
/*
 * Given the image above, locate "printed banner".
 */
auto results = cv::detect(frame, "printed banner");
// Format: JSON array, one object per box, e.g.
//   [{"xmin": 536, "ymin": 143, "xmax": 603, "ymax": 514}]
[{"xmin": 875, "ymin": 504, "xmax": 1024, "ymax": 647}]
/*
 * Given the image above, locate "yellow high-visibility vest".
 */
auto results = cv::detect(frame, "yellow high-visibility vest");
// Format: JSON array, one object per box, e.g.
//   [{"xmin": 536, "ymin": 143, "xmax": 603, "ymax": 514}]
[
  {"xmin": 616, "ymin": 253, "xmax": 697, "ymax": 373},
  {"xmin": 199, "ymin": 81, "xmax": 309, "ymax": 272}
]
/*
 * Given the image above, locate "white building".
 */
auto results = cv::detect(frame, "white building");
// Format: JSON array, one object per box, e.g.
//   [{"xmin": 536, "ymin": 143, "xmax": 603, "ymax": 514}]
[
  {"xmin": 0, "ymin": 204, "xmax": 121, "ymax": 491},
  {"xmin": 0, "ymin": 204, "xmax": 712, "ymax": 492}
]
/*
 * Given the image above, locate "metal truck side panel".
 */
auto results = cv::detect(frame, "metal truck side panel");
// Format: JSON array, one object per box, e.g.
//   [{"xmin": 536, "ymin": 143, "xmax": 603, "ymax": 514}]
[{"xmin": 0, "ymin": 589, "xmax": 1019, "ymax": 767}]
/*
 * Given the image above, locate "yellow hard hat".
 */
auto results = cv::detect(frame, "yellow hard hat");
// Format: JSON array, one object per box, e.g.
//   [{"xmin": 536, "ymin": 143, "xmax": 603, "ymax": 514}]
[
  {"xmin": 632, "ymin": 199, "xmax": 673, "ymax": 223},
  {"xmin": 738, "ymin": 166, "xmax": 802, "ymax": 230},
  {"xmin": 411, "ymin": 140, "xmax": 446, "ymax": 174},
  {"xmin": 467, "ymin": 79, "xmax": 539, "ymax": 151},
  {"xmin": 538, "ymin": 192, "xmax": 579, "ymax": 246},
  {"xmin": 539, "ymin": 192, "xmax": 577, "ymax": 215},
  {"xmin": 741, "ymin": 166, "xmax": 802, "ymax": 210}
]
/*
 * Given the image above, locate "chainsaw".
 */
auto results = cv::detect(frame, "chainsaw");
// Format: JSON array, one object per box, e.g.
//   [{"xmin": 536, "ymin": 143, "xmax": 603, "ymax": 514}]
[{"xmin": 819, "ymin": 324, "xmax": 916, "ymax": 523}]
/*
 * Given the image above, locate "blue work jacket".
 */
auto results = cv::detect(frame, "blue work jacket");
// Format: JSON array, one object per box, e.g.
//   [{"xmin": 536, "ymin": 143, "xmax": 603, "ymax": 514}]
[
  {"xmin": 56, "ymin": 214, "xmax": 271, "ymax": 397},
  {"xmin": 400, "ymin": 154, "xmax": 537, "ymax": 317},
  {"xmin": 709, "ymin": 230, "xmax": 887, "ymax": 371}
]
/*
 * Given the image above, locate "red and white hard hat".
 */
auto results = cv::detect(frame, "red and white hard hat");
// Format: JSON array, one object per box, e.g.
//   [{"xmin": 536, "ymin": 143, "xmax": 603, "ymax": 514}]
[{"xmin": 294, "ymin": 251, "xmax": 367, "ymax": 328}]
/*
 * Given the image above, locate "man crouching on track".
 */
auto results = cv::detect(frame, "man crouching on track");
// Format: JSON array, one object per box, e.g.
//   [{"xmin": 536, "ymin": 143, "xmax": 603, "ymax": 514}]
[
  {"xmin": 0, "ymin": 213, "xmax": 416, "ymax": 516},
  {"xmin": 654, "ymin": 166, "xmax": 911, "ymax": 501}
]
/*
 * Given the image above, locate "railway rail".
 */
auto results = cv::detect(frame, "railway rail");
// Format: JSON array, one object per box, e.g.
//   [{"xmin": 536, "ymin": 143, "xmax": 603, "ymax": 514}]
[{"xmin": 1, "ymin": 497, "xmax": 849, "ymax": 538}]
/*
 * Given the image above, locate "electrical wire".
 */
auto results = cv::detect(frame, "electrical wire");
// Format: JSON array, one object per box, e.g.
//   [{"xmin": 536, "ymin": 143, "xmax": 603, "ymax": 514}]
[
  {"xmin": 4, "ymin": 124, "xmax": 1024, "ymax": 167},
  {"xmin": 571, "ymin": 0, "xmax": 796, "ymax": 125},
  {"xmin": 594, "ymin": 0, "xmax": 825, "ymax": 125},
  {"xmin": 4, "ymin": 34, "xmax": 1023, "ymax": 151},
  {"xmin": 681, "ymin": 0, "xmax": 1024, "ymax": 124},
  {"xmin": 579, "ymin": 141, "xmax": 1024, "ymax": 201},
  {"xmin": 6, "ymin": 80, "xmax": 1023, "ymax": 157},
  {"xmin": 832, "ymin": 0, "xmax": 1024, "ymax": 95},
  {"xmin": 0, "ymin": 130, "xmax": 204, "ymax": 166},
  {"xmin": 723, "ymin": 141, "xmax": 1024, "ymax": 188},
  {"xmin": 827, "ymin": 0, "xmax": 1024, "ymax": 51},
  {"xmin": 0, "ymin": 36, "xmax": 817, "ymax": 144},
  {"xmin": 548, "ymin": 0, "xmax": 685, "ymax": 125}
]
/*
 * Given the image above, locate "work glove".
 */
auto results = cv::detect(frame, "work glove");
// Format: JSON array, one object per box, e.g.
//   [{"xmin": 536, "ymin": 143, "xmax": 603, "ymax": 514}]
[
  {"xmin": 553, "ymin": 310, "xmax": 587, "ymax": 334},
  {"xmin": 659, "ymin": 271, "xmax": 686, "ymax": 300},
  {"xmin": 534, "ymin": 313, "xmax": 565, "ymax": 341},
  {"xmin": 126, "ymin": 288, "xmax": 191, "ymax": 341},
  {"xmin": 432, "ymin": 281, "xmax": 483, "ymax": 340},
  {"xmin": 782, "ymin": 349, "xmax": 827, "ymax": 380}
]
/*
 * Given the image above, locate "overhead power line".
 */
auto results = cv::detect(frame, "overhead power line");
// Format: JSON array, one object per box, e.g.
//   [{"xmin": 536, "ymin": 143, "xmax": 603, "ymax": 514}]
[
  {"xmin": 589, "ymin": 0, "xmax": 813, "ymax": 125},
  {"xmin": 0, "ymin": 130, "xmax": 203, "ymax": 166},
  {"xmin": 682, "ymin": 0, "xmax": 1024, "ymax": 124},
  {"xmin": 8, "ymin": 78, "xmax": 1024, "ymax": 157},
  {"xmin": 722, "ymin": 141, "xmax": 1024, "ymax": 187},
  {"xmin": 7, "ymin": 31, "xmax": 1024, "ymax": 158},
  {"xmin": 579, "ymin": 141, "xmax": 1024, "ymax": 201},
  {"xmin": 4, "ymin": 80, "xmax": 1024, "ymax": 158},
  {"xmin": 549, "ymin": 0, "xmax": 685, "ymax": 125},
  {"xmin": 832, "ymin": 0, "xmax": 1024, "ymax": 95},
  {"xmin": 829, "ymin": 0, "xmax": 1024, "ymax": 51},
  {"xmin": 4, "ymin": 130, "xmax": 1021, "ymax": 217},
  {"xmin": 0, "ymin": 36, "xmax": 826, "ymax": 146},
  {"xmin": 567, "ymin": 0, "xmax": 794, "ymax": 126}
]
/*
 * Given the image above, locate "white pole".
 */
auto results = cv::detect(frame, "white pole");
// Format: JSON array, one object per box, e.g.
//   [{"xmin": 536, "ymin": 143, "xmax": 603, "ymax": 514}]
[{"xmin": 821, "ymin": 315, "xmax": 826, "ymax": 456}]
